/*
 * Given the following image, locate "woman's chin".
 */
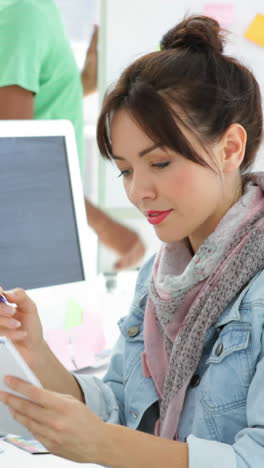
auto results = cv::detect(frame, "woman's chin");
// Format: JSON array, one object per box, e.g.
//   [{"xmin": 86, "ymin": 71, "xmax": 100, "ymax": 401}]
[{"xmin": 153, "ymin": 227, "xmax": 185, "ymax": 244}]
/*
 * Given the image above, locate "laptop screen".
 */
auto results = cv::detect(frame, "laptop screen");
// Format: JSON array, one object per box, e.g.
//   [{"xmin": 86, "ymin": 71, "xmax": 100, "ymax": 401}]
[{"xmin": 0, "ymin": 136, "xmax": 85, "ymax": 290}]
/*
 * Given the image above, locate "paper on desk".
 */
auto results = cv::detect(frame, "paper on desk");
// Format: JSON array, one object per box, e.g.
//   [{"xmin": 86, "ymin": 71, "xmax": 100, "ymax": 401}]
[
  {"xmin": 244, "ymin": 14, "xmax": 264, "ymax": 47},
  {"xmin": 202, "ymin": 3, "xmax": 234, "ymax": 27}
]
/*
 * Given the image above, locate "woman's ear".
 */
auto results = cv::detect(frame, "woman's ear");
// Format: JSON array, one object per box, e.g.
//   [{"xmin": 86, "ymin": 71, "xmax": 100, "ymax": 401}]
[{"xmin": 221, "ymin": 123, "xmax": 247, "ymax": 173}]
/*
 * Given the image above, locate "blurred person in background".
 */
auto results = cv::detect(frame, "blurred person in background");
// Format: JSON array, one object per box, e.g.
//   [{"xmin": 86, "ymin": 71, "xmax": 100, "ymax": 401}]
[{"xmin": 0, "ymin": 0, "xmax": 145, "ymax": 270}]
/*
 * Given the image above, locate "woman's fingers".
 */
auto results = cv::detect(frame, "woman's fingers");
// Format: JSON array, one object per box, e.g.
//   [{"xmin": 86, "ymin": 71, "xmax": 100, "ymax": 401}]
[
  {"xmin": 0, "ymin": 378, "xmax": 77, "ymax": 439},
  {"xmin": 4, "ymin": 288, "xmax": 35, "ymax": 311},
  {"xmin": 0, "ymin": 329, "xmax": 27, "ymax": 341},
  {"xmin": 0, "ymin": 386, "xmax": 53, "ymax": 428},
  {"xmin": 6, "ymin": 398, "xmax": 72, "ymax": 455},
  {"xmin": 1, "ymin": 288, "xmax": 38, "ymax": 329},
  {"xmin": 0, "ymin": 304, "xmax": 16, "ymax": 317},
  {"xmin": 0, "ymin": 317, "xmax": 21, "ymax": 329},
  {"xmin": 0, "ymin": 378, "xmax": 103, "ymax": 463},
  {"xmin": 3, "ymin": 377, "xmax": 70, "ymax": 411},
  {"xmin": 9, "ymin": 409, "xmax": 49, "ymax": 440},
  {"xmin": 0, "ymin": 307, "xmax": 27, "ymax": 340},
  {"xmin": 0, "ymin": 303, "xmax": 27, "ymax": 340}
]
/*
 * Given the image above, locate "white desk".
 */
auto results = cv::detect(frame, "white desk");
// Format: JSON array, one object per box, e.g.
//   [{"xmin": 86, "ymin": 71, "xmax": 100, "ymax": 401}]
[{"xmin": 0, "ymin": 440, "xmax": 103, "ymax": 467}]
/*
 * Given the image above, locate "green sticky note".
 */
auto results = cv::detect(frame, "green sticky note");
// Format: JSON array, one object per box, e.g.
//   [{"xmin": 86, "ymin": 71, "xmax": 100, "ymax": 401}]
[{"xmin": 65, "ymin": 298, "xmax": 83, "ymax": 329}]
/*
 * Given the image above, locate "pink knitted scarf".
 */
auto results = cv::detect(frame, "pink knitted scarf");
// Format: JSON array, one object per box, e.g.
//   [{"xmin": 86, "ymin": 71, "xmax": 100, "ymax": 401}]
[{"xmin": 142, "ymin": 173, "xmax": 264, "ymax": 440}]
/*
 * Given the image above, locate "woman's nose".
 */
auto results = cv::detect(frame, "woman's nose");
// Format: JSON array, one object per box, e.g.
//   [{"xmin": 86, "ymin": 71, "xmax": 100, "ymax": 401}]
[{"xmin": 126, "ymin": 172, "xmax": 156, "ymax": 204}]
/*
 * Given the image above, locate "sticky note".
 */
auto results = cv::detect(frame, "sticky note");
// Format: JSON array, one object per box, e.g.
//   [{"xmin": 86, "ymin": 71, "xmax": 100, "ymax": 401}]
[
  {"xmin": 70, "ymin": 313, "xmax": 106, "ymax": 369},
  {"xmin": 244, "ymin": 14, "xmax": 264, "ymax": 48},
  {"xmin": 203, "ymin": 4, "xmax": 234, "ymax": 27},
  {"xmin": 45, "ymin": 310, "xmax": 106, "ymax": 371},
  {"xmin": 64, "ymin": 298, "xmax": 83, "ymax": 329}
]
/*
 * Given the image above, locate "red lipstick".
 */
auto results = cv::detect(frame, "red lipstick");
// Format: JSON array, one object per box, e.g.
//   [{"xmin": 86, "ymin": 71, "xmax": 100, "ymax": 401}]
[{"xmin": 145, "ymin": 210, "xmax": 173, "ymax": 225}]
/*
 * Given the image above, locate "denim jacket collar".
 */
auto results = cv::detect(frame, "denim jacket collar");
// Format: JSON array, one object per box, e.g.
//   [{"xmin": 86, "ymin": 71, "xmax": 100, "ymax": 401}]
[
  {"xmin": 214, "ymin": 300, "xmax": 241, "ymax": 328},
  {"xmin": 214, "ymin": 270, "xmax": 263, "ymax": 328}
]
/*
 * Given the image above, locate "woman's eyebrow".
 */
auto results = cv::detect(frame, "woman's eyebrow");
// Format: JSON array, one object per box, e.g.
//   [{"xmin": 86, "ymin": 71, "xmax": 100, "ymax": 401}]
[
  {"xmin": 111, "ymin": 154, "xmax": 125, "ymax": 161},
  {"xmin": 112, "ymin": 144, "xmax": 160, "ymax": 161},
  {"xmin": 139, "ymin": 143, "xmax": 160, "ymax": 156}
]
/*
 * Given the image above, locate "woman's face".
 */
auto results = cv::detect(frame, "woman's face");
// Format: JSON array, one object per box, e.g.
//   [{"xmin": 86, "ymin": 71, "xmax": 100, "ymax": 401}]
[{"xmin": 110, "ymin": 110, "xmax": 233, "ymax": 250}]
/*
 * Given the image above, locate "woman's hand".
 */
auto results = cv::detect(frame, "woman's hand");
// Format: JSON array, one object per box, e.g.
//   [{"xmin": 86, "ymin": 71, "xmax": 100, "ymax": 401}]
[
  {"xmin": 0, "ymin": 288, "xmax": 44, "ymax": 367},
  {"xmin": 0, "ymin": 376, "xmax": 105, "ymax": 464}
]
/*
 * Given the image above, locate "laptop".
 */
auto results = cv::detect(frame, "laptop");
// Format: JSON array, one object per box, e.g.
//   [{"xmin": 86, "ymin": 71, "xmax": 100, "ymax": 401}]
[{"xmin": 0, "ymin": 120, "xmax": 104, "ymax": 370}]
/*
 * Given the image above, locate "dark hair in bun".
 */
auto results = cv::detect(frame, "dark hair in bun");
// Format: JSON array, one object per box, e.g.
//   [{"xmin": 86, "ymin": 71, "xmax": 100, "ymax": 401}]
[
  {"xmin": 97, "ymin": 15, "xmax": 263, "ymax": 173},
  {"xmin": 160, "ymin": 15, "xmax": 225, "ymax": 54}
]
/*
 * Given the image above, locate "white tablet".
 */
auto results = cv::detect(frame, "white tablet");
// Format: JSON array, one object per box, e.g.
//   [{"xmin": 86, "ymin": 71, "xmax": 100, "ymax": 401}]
[{"xmin": 0, "ymin": 336, "xmax": 42, "ymax": 438}]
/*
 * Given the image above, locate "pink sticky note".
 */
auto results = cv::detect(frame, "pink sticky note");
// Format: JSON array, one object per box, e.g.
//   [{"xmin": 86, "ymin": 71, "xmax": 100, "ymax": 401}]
[
  {"xmin": 45, "ymin": 328, "xmax": 73, "ymax": 370},
  {"xmin": 70, "ymin": 312, "xmax": 106, "ymax": 369},
  {"xmin": 203, "ymin": 4, "xmax": 234, "ymax": 27},
  {"xmin": 45, "ymin": 311, "xmax": 106, "ymax": 371}
]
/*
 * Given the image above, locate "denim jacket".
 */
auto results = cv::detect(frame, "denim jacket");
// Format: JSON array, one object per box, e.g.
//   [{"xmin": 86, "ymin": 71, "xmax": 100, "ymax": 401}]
[{"xmin": 75, "ymin": 256, "xmax": 264, "ymax": 468}]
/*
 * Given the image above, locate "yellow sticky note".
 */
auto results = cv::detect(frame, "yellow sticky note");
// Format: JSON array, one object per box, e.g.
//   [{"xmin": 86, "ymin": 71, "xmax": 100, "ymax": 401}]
[
  {"xmin": 65, "ymin": 298, "xmax": 83, "ymax": 329},
  {"xmin": 244, "ymin": 14, "xmax": 264, "ymax": 47}
]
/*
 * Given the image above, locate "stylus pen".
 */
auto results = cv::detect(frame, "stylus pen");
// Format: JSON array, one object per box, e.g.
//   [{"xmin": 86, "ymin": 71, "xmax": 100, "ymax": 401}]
[
  {"xmin": 0, "ymin": 295, "xmax": 16, "ymax": 308},
  {"xmin": 0, "ymin": 295, "xmax": 8, "ymax": 304}
]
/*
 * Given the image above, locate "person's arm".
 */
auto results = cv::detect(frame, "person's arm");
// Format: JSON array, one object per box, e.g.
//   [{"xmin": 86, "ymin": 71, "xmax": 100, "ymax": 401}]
[
  {"xmin": 85, "ymin": 198, "xmax": 145, "ymax": 269},
  {"xmin": 0, "ymin": 85, "xmax": 34, "ymax": 118},
  {"xmin": 85, "ymin": 199, "xmax": 137, "ymax": 249},
  {"xmin": 31, "ymin": 339, "xmax": 84, "ymax": 401},
  {"xmin": 81, "ymin": 25, "xmax": 98, "ymax": 97},
  {"xmin": 1, "ymin": 260, "xmax": 190, "ymax": 467},
  {"xmin": 0, "ymin": 376, "xmax": 189, "ymax": 467},
  {"xmin": 101, "ymin": 423, "xmax": 188, "ymax": 468}
]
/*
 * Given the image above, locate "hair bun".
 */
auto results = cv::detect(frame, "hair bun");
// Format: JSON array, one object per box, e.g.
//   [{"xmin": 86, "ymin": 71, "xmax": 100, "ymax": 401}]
[{"xmin": 160, "ymin": 15, "xmax": 225, "ymax": 54}]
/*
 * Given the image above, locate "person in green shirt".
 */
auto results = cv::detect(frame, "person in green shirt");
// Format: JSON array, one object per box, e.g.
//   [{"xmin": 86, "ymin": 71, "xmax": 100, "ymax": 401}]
[{"xmin": 0, "ymin": 0, "xmax": 145, "ymax": 270}]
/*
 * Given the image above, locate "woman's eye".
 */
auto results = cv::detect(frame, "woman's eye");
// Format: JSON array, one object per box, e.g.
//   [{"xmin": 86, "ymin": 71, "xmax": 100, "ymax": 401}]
[
  {"xmin": 152, "ymin": 161, "xmax": 170, "ymax": 169},
  {"xmin": 117, "ymin": 162, "xmax": 170, "ymax": 178},
  {"xmin": 117, "ymin": 169, "xmax": 131, "ymax": 178}
]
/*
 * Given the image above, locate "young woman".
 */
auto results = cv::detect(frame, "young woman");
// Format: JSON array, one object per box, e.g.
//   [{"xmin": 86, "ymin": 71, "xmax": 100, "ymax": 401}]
[{"xmin": 0, "ymin": 15, "xmax": 263, "ymax": 468}]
